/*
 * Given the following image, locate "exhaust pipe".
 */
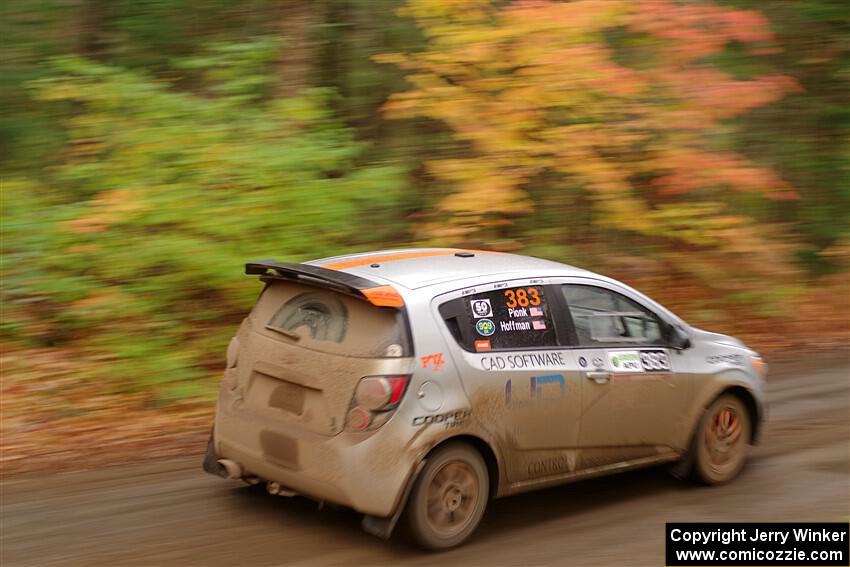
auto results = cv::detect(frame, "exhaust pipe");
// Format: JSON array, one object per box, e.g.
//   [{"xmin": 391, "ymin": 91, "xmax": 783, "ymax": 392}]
[
  {"xmin": 266, "ymin": 481, "xmax": 297, "ymax": 497},
  {"xmin": 217, "ymin": 459, "xmax": 243, "ymax": 480}
]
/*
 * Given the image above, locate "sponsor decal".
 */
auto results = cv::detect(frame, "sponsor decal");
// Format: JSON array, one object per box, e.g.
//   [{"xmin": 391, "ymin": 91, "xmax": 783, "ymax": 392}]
[
  {"xmin": 475, "ymin": 318, "xmax": 495, "ymax": 336},
  {"xmin": 639, "ymin": 349, "xmax": 671, "ymax": 371},
  {"xmin": 505, "ymin": 374, "xmax": 566, "ymax": 404},
  {"xmin": 578, "ymin": 356, "xmax": 588, "ymax": 367},
  {"xmin": 530, "ymin": 306, "xmax": 543, "ymax": 317},
  {"xmin": 480, "ymin": 351, "xmax": 566, "ymax": 371},
  {"xmin": 500, "ymin": 320, "xmax": 531, "ymax": 332},
  {"xmin": 706, "ymin": 353, "xmax": 746, "ymax": 366},
  {"xmin": 470, "ymin": 298, "xmax": 493, "ymax": 318},
  {"xmin": 608, "ymin": 351, "xmax": 643, "ymax": 372},
  {"xmin": 608, "ymin": 350, "xmax": 671, "ymax": 372},
  {"xmin": 412, "ymin": 410, "xmax": 470, "ymax": 427},
  {"xmin": 592, "ymin": 356, "xmax": 604, "ymax": 367},
  {"xmin": 528, "ymin": 455, "xmax": 570, "ymax": 477},
  {"xmin": 532, "ymin": 319, "xmax": 546, "ymax": 330},
  {"xmin": 474, "ymin": 339, "xmax": 491, "ymax": 352},
  {"xmin": 460, "ymin": 287, "xmax": 477, "ymax": 296},
  {"xmin": 420, "ymin": 352, "xmax": 446, "ymax": 371}
]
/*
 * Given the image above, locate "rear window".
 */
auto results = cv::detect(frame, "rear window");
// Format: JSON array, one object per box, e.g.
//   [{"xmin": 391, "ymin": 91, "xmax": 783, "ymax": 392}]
[
  {"xmin": 251, "ymin": 281, "xmax": 411, "ymax": 358},
  {"xmin": 440, "ymin": 285, "xmax": 558, "ymax": 352}
]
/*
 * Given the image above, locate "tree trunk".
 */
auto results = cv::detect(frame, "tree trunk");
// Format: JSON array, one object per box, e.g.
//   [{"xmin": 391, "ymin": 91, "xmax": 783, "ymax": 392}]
[
  {"xmin": 75, "ymin": 0, "xmax": 106, "ymax": 58},
  {"xmin": 276, "ymin": 0, "xmax": 322, "ymax": 98}
]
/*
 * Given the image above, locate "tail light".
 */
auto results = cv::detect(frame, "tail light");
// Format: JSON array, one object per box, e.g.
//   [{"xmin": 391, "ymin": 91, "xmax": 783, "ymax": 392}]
[{"xmin": 346, "ymin": 375, "xmax": 410, "ymax": 432}]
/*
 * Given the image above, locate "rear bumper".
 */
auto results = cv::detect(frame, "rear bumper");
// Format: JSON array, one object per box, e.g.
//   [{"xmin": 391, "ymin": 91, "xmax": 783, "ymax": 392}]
[{"xmin": 212, "ymin": 389, "xmax": 415, "ymax": 517}]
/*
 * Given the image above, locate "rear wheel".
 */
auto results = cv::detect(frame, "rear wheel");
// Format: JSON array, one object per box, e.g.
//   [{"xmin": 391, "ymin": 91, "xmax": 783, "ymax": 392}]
[
  {"xmin": 405, "ymin": 444, "xmax": 489, "ymax": 550},
  {"xmin": 692, "ymin": 394, "xmax": 751, "ymax": 484}
]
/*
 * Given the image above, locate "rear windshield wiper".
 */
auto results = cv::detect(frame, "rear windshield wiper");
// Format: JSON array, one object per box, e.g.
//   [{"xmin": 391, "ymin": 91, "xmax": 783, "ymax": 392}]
[{"xmin": 264, "ymin": 325, "xmax": 301, "ymax": 342}]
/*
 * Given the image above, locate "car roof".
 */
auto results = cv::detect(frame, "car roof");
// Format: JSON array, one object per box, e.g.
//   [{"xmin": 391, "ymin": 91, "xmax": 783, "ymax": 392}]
[{"xmin": 307, "ymin": 248, "xmax": 596, "ymax": 290}]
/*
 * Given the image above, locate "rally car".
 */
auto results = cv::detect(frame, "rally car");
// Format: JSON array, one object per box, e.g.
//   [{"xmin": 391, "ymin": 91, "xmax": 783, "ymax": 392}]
[{"xmin": 203, "ymin": 248, "xmax": 767, "ymax": 549}]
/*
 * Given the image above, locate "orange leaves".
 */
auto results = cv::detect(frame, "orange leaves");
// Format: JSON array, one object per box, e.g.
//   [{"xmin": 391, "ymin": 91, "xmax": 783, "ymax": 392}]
[
  {"xmin": 650, "ymin": 149, "xmax": 799, "ymax": 201},
  {"xmin": 629, "ymin": 0, "xmax": 774, "ymax": 63},
  {"xmin": 383, "ymin": 0, "xmax": 800, "ymax": 275},
  {"xmin": 656, "ymin": 69, "xmax": 801, "ymax": 122}
]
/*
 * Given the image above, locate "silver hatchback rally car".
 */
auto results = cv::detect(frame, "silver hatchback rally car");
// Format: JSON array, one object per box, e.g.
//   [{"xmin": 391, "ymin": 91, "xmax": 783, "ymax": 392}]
[{"xmin": 204, "ymin": 248, "xmax": 767, "ymax": 549}]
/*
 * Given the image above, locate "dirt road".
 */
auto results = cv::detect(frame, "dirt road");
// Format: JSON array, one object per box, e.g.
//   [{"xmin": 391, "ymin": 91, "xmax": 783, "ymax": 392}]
[{"xmin": 2, "ymin": 355, "xmax": 848, "ymax": 566}]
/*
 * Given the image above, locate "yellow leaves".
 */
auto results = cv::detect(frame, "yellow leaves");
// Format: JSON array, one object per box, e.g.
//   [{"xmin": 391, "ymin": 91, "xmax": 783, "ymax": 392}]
[
  {"xmin": 64, "ymin": 244, "xmax": 100, "ymax": 255},
  {"xmin": 427, "ymin": 158, "xmax": 532, "ymax": 215},
  {"xmin": 67, "ymin": 288, "xmax": 125, "ymax": 321},
  {"xmin": 381, "ymin": 0, "xmax": 800, "ymax": 278},
  {"xmin": 63, "ymin": 188, "xmax": 147, "ymax": 234},
  {"xmin": 402, "ymin": 0, "xmax": 493, "ymax": 25},
  {"xmin": 505, "ymin": 0, "xmax": 629, "ymax": 37}
]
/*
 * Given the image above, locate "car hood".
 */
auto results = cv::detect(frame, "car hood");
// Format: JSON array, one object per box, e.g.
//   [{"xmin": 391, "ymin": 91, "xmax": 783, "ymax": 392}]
[{"xmin": 690, "ymin": 327, "xmax": 748, "ymax": 349}]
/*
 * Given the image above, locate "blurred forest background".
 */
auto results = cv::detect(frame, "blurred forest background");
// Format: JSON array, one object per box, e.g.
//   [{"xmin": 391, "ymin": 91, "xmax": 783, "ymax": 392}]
[{"xmin": 1, "ymin": 0, "xmax": 848, "ymax": 472}]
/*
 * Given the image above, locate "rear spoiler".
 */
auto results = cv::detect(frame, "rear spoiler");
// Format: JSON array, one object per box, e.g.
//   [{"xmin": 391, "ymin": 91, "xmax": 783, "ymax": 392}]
[{"xmin": 245, "ymin": 260, "xmax": 404, "ymax": 308}]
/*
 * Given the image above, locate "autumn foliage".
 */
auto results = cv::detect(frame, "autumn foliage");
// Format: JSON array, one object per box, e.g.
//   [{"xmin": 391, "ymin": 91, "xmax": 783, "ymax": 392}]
[
  {"xmin": 379, "ymin": 0, "xmax": 804, "ymax": 297},
  {"xmin": 1, "ymin": 0, "xmax": 847, "ymax": 474}
]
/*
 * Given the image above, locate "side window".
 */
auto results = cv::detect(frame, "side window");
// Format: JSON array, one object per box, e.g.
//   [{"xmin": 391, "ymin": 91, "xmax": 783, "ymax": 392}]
[
  {"xmin": 561, "ymin": 285, "xmax": 665, "ymax": 346},
  {"xmin": 439, "ymin": 285, "xmax": 558, "ymax": 352}
]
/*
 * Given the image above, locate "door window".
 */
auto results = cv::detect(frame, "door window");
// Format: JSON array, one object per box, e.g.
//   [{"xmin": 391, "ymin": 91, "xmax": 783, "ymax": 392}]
[{"xmin": 561, "ymin": 285, "xmax": 665, "ymax": 346}]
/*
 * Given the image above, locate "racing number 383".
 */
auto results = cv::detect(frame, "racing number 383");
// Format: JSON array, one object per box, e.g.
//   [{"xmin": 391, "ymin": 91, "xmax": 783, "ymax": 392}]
[
  {"xmin": 640, "ymin": 350, "xmax": 670, "ymax": 371},
  {"xmin": 504, "ymin": 287, "xmax": 541, "ymax": 308}
]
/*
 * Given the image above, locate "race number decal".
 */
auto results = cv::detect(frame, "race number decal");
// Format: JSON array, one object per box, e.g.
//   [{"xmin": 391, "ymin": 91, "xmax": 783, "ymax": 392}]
[
  {"xmin": 639, "ymin": 350, "xmax": 670, "ymax": 372},
  {"xmin": 504, "ymin": 288, "xmax": 542, "ymax": 308}
]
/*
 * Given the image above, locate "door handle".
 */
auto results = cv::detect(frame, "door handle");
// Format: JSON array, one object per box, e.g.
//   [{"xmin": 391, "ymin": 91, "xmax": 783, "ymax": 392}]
[{"xmin": 585, "ymin": 371, "xmax": 611, "ymax": 384}]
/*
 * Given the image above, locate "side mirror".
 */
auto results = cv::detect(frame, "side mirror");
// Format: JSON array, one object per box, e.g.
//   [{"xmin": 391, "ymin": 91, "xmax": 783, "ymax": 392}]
[{"xmin": 669, "ymin": 325, "xmax": 691, "ymax": 350}]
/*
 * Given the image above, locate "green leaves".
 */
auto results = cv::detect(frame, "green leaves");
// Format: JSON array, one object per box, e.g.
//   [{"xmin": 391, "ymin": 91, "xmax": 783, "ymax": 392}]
[{"xmin": 3, "ymin": 48, "xmax": 404, "ymax": 400}]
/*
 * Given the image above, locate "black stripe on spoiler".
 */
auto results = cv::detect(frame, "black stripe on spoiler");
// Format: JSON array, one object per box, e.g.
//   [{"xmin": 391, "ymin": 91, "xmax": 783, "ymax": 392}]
[
  {"xmin": 246, "ymin": 260, "xmax": 377, "ymax": 290},
  {"xmin": 245, "ymin": 260, "xmax": 404, "ymax": 308}
]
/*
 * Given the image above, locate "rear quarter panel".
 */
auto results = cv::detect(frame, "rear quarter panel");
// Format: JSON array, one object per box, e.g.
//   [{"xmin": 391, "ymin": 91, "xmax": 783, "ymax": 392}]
[{"xmin": 384, "ymin": 289, "xmax": 509, "ymax": 498}]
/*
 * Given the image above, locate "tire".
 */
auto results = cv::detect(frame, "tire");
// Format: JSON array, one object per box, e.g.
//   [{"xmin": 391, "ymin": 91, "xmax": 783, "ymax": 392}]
[
  {"xmin": 692, "ymin": 394, "xmax": 752, "ymax": 485},
  {"xmin": 405, "ymin": 443, "xmax": 489, "ymax": 550}
]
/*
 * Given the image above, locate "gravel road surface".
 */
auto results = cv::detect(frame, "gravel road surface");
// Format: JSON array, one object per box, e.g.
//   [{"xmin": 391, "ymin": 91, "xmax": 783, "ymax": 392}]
[{"xmin": 2, "ymin": 355, "xmax": 848, "ymax": 566}]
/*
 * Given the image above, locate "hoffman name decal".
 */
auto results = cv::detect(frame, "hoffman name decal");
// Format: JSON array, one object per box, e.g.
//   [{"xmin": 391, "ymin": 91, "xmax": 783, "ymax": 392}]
[{"xmin": 500, "ymin": 320, "xmax": 531, "ymax": 332}]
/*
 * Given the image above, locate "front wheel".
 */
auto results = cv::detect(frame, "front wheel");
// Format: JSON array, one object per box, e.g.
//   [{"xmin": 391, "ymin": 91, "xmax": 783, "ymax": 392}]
[
  {"xmin": 692, "ymin": 394, "xmax": 752, "ymax": 484},
  {"xmin": 405, "ymin": 444, "xmax": 489, "ymax": 550}
]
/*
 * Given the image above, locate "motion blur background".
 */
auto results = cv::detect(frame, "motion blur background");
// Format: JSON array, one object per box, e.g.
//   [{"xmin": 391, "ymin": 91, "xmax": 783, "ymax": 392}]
[{"xmin": 1, "ymin": 0, "xmax": 848, "ymax": 474}]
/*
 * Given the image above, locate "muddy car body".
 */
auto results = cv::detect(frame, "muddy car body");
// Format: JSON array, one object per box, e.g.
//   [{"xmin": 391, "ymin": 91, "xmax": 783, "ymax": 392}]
[{"xmin": 205, "ymin": 248, "xmax": 767, "ymax": 549}]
